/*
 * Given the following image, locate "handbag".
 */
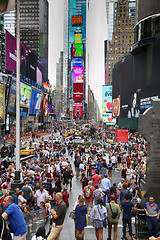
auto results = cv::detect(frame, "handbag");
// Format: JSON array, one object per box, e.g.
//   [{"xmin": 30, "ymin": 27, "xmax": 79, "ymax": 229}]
[
  {"xmin": 109, "ymin": 203, "xmax": 118, "ymax": 219},
  {"xmin": 0, "ymin": 217, "xmax": 4, "ymax": 240},
  {"xmin": 69, "ymin": 211, "xmax": 76, "ymax": 220},
  {"xmin": 97, "ymin": 205, "xmax": 107, "ymax": 229}
]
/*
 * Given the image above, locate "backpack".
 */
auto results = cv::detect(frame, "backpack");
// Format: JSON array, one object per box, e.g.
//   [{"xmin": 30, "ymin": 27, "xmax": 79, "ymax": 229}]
[
  {"xmin": 85, "ymin": 186, "xmax": 92, "ymax": 198},
  {"xmin": 94, "ymin": 190, "xmax": 101, "ymax": 201}
]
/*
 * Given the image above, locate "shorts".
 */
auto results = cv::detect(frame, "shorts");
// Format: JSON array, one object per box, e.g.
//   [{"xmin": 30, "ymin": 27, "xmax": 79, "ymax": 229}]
[
  {"xmin": 85, "ymin": 201, "xmax": 93, "ymax": 210},
  {"xmin": 75, "ymin": 167, "xmax": 80, "ymax": 172}
]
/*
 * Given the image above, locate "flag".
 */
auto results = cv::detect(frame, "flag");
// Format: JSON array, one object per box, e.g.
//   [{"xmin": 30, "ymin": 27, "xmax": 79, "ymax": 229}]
[{"xmin": 0, "ymin": 0, "xmax": 15, "ymax": 15}]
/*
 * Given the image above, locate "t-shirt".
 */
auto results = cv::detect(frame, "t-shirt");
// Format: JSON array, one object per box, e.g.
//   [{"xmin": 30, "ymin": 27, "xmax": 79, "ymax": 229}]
[
  {"xmin": 5, "ymin": 203, "xmax": 27, "ymax": 236},
  {"xmin": 92, "ymin": 174, "xmax": 101, "ymax": 186},
  {"xmin": 34, "ymin": 190, "xmax": 49, "ymax": 207},
  {"xmin": 22, "ymin": 186, "xmax": 31, "ymax": 201},
  {"xmin": 83, "ymin": 185, "xmax": 95, "ymax": 201},
  {"xmin": 122, "ymin": 201, "xmax": 134, "ymax": 219},
  {"xmin": 106, "ymin": 202, "xmax": 121, "ymax": 223},
  {"xmin": 53, "ymin": 201, "xmax": 67, "ymax": 225}
]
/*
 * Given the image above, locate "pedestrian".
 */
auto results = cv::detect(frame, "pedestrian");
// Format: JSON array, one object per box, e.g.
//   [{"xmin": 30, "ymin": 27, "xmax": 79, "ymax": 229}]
[
  {"xmin": 91, "ymin": 198, "xmax": 107, "ymax": 240},
  {"xmin": 83, "ymin": 180, "xmax": 95, "ymax": 215},
  {"xmin": 48, "ymin": 192, "xmax": 66, "ymax": 240},
  {"xmin": 121, "ymin": 193, "xmax": 134, "ymax": 240},
  {"xmin": 101, "ymin": 174, "xmax": 111, "ymax": 207},
  {"xmin": 106, "ymin": 194, "xmax": 121, "ymax": 240},
  {"xmin": 119, "ymin": 182, "xmax": 132, "ymax": 206},
  {"xmin": 108, "ymin": 186, "xmax": 119, "ymax": 203},
  {"xmin": 92, "ymin": 170, "xmax": 101, "ymax": 187},
  {"xmin": 93, "ymin": 185, "xmax": 104, "ymax": 205},
  {"xmin": 144, "ymin": 196, "xmax": 160, "ymax": 238},
  {"xmin": 75, "ymin": 196, "xmax": 88, "ymax": 239},
  {"xmin": 22, "ymin": 181, "xmax": 32, "ymax": 205},
  {"xmin": 62, "ymin": 188, "xmax": 69, "ymax": 208},
  {"xmin": 12, "ymin": 188, "xmax": 19, "ymax": 205},
  {"xmin": 34, "ymin": 185, "xmax": 49, "ymax": 210},
  {"xmin": 2, "ymin": 195, "xmax": 28, "ymax": 240}
]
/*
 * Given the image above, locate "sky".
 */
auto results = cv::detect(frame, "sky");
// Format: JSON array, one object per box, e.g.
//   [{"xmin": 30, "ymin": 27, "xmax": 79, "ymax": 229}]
[{"xmin": 48, "ymin": 0, "xmax": 108, "ymax": 109}]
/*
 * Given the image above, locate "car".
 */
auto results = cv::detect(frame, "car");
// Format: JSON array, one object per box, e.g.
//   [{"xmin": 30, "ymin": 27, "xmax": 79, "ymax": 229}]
[
  {"xmin": 20, "ymin": 146, "xmax": 35, "ymax": 156},
  {"xmin": 0, "ymin": 145, "xmax": 15, "ymax": 158}
]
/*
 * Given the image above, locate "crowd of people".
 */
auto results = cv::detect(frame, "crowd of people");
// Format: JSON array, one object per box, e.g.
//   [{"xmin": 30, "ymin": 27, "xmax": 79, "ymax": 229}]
[{"xmin": 0, "ymin": 129, "xmax": 159, "ymax": 240}]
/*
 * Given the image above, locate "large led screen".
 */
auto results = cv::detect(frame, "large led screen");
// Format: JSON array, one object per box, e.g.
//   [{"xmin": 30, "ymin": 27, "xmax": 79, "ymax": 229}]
[
  {"xmin": 72, "ymin": 15, "xmax": 83, "ymax": 26},
  {"xmin": 112, "ymin": 97, "xmax": 121, "ymax": 117},
  {"xmin": 73, "ymin": 67, "xmax": 83, "ymax": 83},
  {"xmin": 48, "ymin": 104, "xmax": 54, "ymax": 114},
  {"xmin": 73, "ymin": 102, "xmax": 83, "ymax": 118},
  {"xmin": 73, "ymin": 83, "xmax": 83, "ymax": 93},
  {"xmin": 8, "ymin": 79, "xmax": 16, "ymax": 113},
  {"xmin": 103, "ymin": 113, "xmax": 116, "ymax": 125},
  {"xmin": 20, "ymin": 83, "xmax": 32, "ymax": 108},
  {"xmin": 73, "ymin": 58, "xmax": 83, "ymax": 67},
  {"xmin": 29, "ymin": 89, "xmax": 42, "ymax": 115},
  {"xmin": 5, "ymin": 30, "xmax": 27, "ymax": 76},
  {"xmin": 73, "ymin": 93, "xmax": 83, "ymax": 101},
  {"xmin": 74, "ymin": 33, "xmax": 82, "ymax": 44},
  {"xmin": 0, "ymin": 84, "xmax": 5, "ymax": 124},
  {"xmin": 72, "ymin": 44, "xmax": 83, "ymax": 57}
]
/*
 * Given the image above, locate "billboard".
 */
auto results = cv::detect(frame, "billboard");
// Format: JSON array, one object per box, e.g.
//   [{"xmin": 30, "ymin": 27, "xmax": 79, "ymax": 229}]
[
  {"xmin": 73, "ymin": 93, "xmax": 83, "ymax": 101},
  {"xmin": 72, "ymin": 15, "xmax": 83, "ymax": 26},
  {"xmin": 20, "ymin": 107, "xmax": 28, "ymax": 118},
  {"xmin": 73, "ymin": 83, "xmax": 83, "ymax": 93},
  {"xmin": 115, "ymin": 129, "xmax": 128, "ymax": 143},
  {"xmin": 26, "ymin": 50, "xmax": 37, "ymax": 83},
  {"xmin": 29, "ymin": 89, "xmax": 42, "ymax": 115},
  {"xmin": 37, "ymin": 67, "xmax": 42, "ymax": 85},
  {"xmin": 112, "ymin": 97, "xmax": 121, "ymax": 117},
  {"xmin": 8, "ymin": 79, "xmax": 16, "ymax": 113},
  {"xmin": 74, "ymin": 33, "xmax": 82, "ymax": 44},
  {"xmin": 0, "ymin": 85, "xmax": 5, "ymax": 124},
  {"xmin": 73, "ymin": 58, "xmax": 83, "ymax": 67},
  {"xmin": 20, "ymin": 83, "xmax": 32, "ymax": 108},
  {"xmin": 48, "ymin": 104, "xmax": 54, "ymax": 114},
  {"xmin": 103, "ymin": 113, "xmax": 116, "ymax": 125},
  {"xmin": 73, "ymin": 102, "xmax": 83, "ymax": 118},
  {"xmin": 102, "ymin": 85, "xmax": 112, "ymax": 115},
  {"xmin": 5, "ymin": 30, "xmax": 27, "ymax": 76},
  {"xmin": 72, "ymin": 44, "xmax": 83, "ymax": 57},
  {"xmin": 73, "ymin": 67, "xmax": 83, "ymax": 83}
]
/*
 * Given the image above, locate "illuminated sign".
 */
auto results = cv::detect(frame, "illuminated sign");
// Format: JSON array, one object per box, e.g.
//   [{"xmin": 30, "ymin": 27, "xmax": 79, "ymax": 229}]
[
  {"xmin": 29, "ymin": 89, "xmax": 42, "ymax": 115},
  {"xmin": 8, "ymin": 79, "xmax": 16, "ymax": 113},
  {"xmin": 112, "ymin": 97, "xmax": 121, "ymax": 117},
  {"xmin": 73, "ymin": 67, "xmax": 83, "ymax": 83},
  {"xmin": 73, "ymin": 58, "xmax": 83, "ymax": 67},
  {"xmin": 72, "ymin": 15, "xmax": 83, "ymax": 26},
  {"xmin": 74, "ymin": 33, "xmax": 82, "ymax": 44},
  {"xmin": 73, "ymin": 102, "xmax": 83, "ymax": 118},
  {"xmin": 0, "ymin": 84, "xmax": 5, "ymax": 124},
  {"xmin": 72, "ymin": 44, "xmax": 83, "ymax": 57},
  {"xmin": 20, "ymin": 83, "xmax": 32, "ymax": 108}
]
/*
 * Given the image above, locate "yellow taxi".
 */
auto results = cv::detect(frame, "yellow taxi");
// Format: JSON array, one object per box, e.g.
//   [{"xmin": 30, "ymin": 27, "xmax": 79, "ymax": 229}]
[{"xmin": 20, "ymin": 146, "xmax": 35, "ymax": 156}]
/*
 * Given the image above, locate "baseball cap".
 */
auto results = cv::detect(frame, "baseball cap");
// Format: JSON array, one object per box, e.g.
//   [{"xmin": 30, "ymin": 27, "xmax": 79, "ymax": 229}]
[
  {"xmin": 132, "ymin": 197, "xmax": 137, "ymax": 201},
  {"xmin": 121, "ymin": 178, "xmax": 125, "ymax": 182}
]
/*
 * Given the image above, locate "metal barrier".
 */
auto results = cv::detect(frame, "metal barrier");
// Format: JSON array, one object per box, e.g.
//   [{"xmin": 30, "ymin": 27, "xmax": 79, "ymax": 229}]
[{"xmin": 23, "ymin": 210, "xmax": 50, "ymax": 240}]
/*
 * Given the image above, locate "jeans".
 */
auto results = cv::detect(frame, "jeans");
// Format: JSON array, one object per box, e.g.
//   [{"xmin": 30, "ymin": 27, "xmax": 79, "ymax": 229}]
[
  {"xmin": 147, "ymin": 216, "xmax": 159, "ymax": 237},
  {"xmin": 103, "ymin": 190, "xmax": 109, "ymax": 207},
  {"xmin": 123, "ymin": 218, "xmax": 132, "ymax": 238}
]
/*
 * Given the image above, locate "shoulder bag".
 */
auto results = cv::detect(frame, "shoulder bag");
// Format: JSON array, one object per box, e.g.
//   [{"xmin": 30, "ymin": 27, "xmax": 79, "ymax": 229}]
[
  {"xmin": 109, "ymin": 203, "xmax": 118, "ymax": 219},
  {"xmin": 97, "ymin": 205, "xmax": 107, "ymax": 228}
]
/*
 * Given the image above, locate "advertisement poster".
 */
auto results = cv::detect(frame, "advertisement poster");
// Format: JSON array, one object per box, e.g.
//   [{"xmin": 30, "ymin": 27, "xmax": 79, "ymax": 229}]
[
  {"xmin": 8, "ymin": 79, "xmax": 16, "ymax": 113},
  {"xmin": 20, "ymin": 83, "xmax": 32, "ymax": 108},
  {"xmin": 0, "ymin": 85, "xmax": 5, "ymax": 124},
  {"xmin": 73, "ymin": 58, "xmax": 83, "ymax": 67},
  {"xmin": 73, "ymin": 102, "xmax": 83, "ymax": 118},
  {"xmin": 26, "ymin": 50, "xmax": 37, "ymax": 83},
  {"xmin": 37, "ymin": 67, "xmax": 42, "ymax": 85},
  {"xmin": 112, "ymin": 97, "xmax": 121, "ymax": 117},
  {"xmin": 73, "ymin": 93, "xmax": 83, "ymax": 101},
  {"xmin": 73, "ymin": 67, "xmax": 83, "ymax": 83},
  {"xmin": 72, "ymin": 44, "xmax": 83, "ymax": 57},
  {"xmin": 73, "ymin": 83, "xmax": 83, "ymax": 93},
  {"xmin": 74, "ymin": 33, "xmax": 82, "ymax": 44},
  {"xmin": 102, "ymin": 85, "xmax": 112, "ymax": 121},
  {"xmin": 29, "ymin": 89, "xmax": 42, "ymax": 115},
  {"xmin": 39, "ymin": 94, "xmax": 48, "ymax": 117},
  {"xmin": 102, "ymin": 112, "xmax": 116, "ymax": 125},
  {"xmin": 72, "ymin": 15, "xmax": 83, "ymax": 26},
  {"xmin": 20, "ymin": 107, "xmax": 28, "ymax": 118},
  {"xmin": 5, "ymin": 30, "xmax": 27, "ymax": 76}
]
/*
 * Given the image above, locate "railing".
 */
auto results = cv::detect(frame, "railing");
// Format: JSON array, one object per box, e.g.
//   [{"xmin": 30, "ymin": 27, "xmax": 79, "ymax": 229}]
[{"xmin": 23, "ymin": 210, "xmax": 51, "ymax": 240}]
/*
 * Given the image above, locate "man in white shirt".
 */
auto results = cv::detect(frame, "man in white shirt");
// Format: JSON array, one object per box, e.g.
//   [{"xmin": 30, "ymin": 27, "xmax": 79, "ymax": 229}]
[
  {"xmin": 34, "ymin": 185, "xmax": 49, "ymax": 209},
  {"xmin": 111, "ymin": 155, "xmax": 117, "ymax": 169}
]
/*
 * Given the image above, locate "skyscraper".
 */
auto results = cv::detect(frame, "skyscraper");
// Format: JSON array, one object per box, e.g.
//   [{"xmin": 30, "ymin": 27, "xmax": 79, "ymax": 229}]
[
  {"xmin": 4, "ymin": 10, "xmax": 16, "ymax": 37},
  {"xmin": 105, "ymin": 0, "xmax": 135, "ymax": 85}
]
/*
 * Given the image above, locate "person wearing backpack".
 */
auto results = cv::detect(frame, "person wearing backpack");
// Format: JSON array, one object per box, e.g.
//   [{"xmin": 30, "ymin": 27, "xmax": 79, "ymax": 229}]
[
  {"xmin": 83, "ymin": 181, "xmax": 95, "ymax": 215},
  {"xmin": 106, "ymin": 195, "xmax": 121, "ymax": 240},
  {"xmin": 93, "ymin": 185, "xmax": 104, "ymax": 205}
]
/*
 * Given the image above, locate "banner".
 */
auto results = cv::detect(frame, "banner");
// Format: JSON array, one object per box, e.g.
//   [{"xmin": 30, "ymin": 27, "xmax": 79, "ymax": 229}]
[
  {"xmin": 73, "ymin": 93, "xmax": 83, "ymax": 101},
  {"xmin": 0, "ymin": 85, "xmax": 5, "ymax": 124},
  {"xmin": 5, "ymin": 30, "xmax": 27, "ymax": 76},
  {"xmin": 20, "ymin": 83, "xmax": 32, "ymax": 108},
  {"xmin": 8, "ymin": 79, "xmax": 16, "ymax": 113},
  {"xmin": 73, "ymin": 83, "xmax": 83, "ymax": 93},
  {"xmin": 112, "ymin": 97, "xmax": 121, "ymax": 117},
  {"xmin": 0, "ymin": 0, "xmax": 15, "ymax": 15},
  {"xmin": 73, "ymin": 67, "xmax": 83, "ymax": 83},
  {"xmin": 29, "ymin": 89, "xmax": 42, "ymax": 115},
  {"xmin": 102, "ymin": 85, "xmax": 113, "ymax": 122},
  {"xmin": 72, "ymin": 44, "xmax": 83, "ymax": 57},
  {"xmin": 73, "ymin": 102, "xmax": 83, "ymax": 118},
  {"xmin": 115, "ymin": 129, "xmax": 128, "ymax": 143},
  {"xmin": 102, "ymin": 113, "xmax": 116, "ymax": 125}
]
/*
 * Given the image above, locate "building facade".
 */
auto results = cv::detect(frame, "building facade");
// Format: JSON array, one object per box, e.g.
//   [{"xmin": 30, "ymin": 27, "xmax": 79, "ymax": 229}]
[
  {"xmin": 4, "ymin": 10, "xmax": 16, "ymax": 37},
  {"xmin": 105, "ymin": 0, "xmax": 135, "ymax": 85}
]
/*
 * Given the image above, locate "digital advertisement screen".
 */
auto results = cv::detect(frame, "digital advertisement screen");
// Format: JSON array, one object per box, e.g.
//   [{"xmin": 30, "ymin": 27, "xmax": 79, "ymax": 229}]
[
  {"xmin": 73, "ymin": 102, "xmax": 83, "ymax": 118},
  {"xmin": 48, "ymin": 104, "xmax": 54, "ymax": 114},
  {"xmin": 102, "ymin": 113, "xmax": 116, "ymax": 125},
  {"xmin": 26, "ymin": 50, "xmax": 37, "ymax": 83},
  {"xmin": 73, "ymin": 67, "xmax": 83, "ymax": 83},
  {"xmin": 8, "ymin": 79, "xmax": 16, "ymax": 114},
  {"xmin": 112, "ymin": 97, "xmax": 121, "ymax": 117},
  {"xmin": 73, "ymin": 58, "xmax": 83, "ymax": 67},
  {"xmin": 73, "ymin": 83, "xmax": 83, "ymax": 93},
  {"xmin": 20, "ymin": 107, "xmax": 28, "ymax": 118},
  {"xmin": 73, "ymin": 93, "xmax": 83, "ymax": 101},
  {"xmin": 0, "ymin": 84, "xmax": 5, "ymax": 124},
  {"xmin": 72, "ymin": 44, "xmax": 83, "ymax": 57},
  {"xmin": 20, "ymin": 83, "xmax": 32, "ymax": 108},
  {"xmin": 5, "ymin": 30, "xmax": 27, "ymax": 76},
  {"xmin": 102, "ymin": 85, "xmax": 112, "ymax": 121},
  {"xmin": 29, "ymin": 89, "xmax": 42, "ymax": 115},
  {"xmin": 74, "ymin": 33, "xmax": 82, "ymax": 44},
  {"xmin": 72, "ymin": 15, "xmax": 83, "ymax": 26}
]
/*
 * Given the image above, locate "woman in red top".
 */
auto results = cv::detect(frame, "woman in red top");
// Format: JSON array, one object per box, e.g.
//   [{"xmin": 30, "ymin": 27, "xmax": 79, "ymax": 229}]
[{"xmin": 62, "ymin": 189, "xmax": 69, "ymax": 207}]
